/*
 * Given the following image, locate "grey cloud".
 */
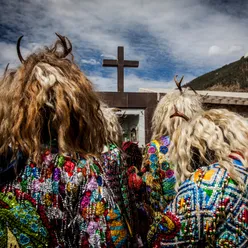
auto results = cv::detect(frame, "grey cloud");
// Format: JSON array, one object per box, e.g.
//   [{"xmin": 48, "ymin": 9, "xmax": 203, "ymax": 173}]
[{"xmin": 1, "ymin": 0, "xmax": 248, "ymax": 90}]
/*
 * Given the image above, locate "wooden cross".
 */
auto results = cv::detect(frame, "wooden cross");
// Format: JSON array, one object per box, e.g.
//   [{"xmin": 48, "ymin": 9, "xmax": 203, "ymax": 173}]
[{"xmin": 102, "ymin": 46, "xmax": 139, "ymax": 92}]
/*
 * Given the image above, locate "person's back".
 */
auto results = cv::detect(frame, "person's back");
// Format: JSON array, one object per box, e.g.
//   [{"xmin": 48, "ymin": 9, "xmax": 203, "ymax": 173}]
[
  {"xmin": 141, "ymin": 80, "xmax": 203, "ymax": 214},
  {"xmin": 0, "ymin": 34, "xmax": 129, "ymax": 247},
  {"xmin": 151, "ymin": 156, "xmax": 248, "ymax": 247},
  {"xmin": 1, "ymin": 149, "xmax": 129, "ymax": 247},
  {"xmin": 148, "ymin": 109, "xmax": 248, "ymax": 247}
]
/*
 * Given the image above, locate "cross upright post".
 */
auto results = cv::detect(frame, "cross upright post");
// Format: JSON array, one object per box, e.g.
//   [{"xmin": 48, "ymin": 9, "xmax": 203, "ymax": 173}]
[{"xmin": 102, "ymin": 46, "xmax": 139, "ymax": 92}]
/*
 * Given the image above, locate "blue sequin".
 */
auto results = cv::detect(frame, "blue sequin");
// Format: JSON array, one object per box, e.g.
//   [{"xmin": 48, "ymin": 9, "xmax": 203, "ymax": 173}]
[
  {"xmin": 32, "ymin": 167, "xmax": 39, "ymax": 178},
  {"xmin": 97, "ymin": 176, "xmax": 103, "ymax": 186},
  {"xmin": 40, "ymin": 227, "xmax": 47, "ymax": 237},
  {"xmin": 160, "ymin": 146, "xmax": 168, "ymax": 154},
  {"xmin": 26, "ymin": 214, "xmax": 32, "ymax": 220},
  {"xmin": 159, "ymin": 223, "xmax": 168, "ymax": 232},
  {"xmin": 20, "ymin": 218, "xmax": 28, "ymax": 224},
  {"xmin": 150, "ymin": 163, "xmax": 158, "ymax": 171},
  {"xmin": 78, "ymin": 159, "xmax": 87, "ymax": 168},
  {"xmin": 52, "ymin": 181, "xmax": 59, "ymax": 194},
  {"xmin": 31, "ymin": 223, "xmax": 39, "ymax": 232},
  {"xmin": 19, "ymin": 233, "xmax": 30, "ymax": 245},
  {"xmin": 162, "ymin": 161, "xmax": 170, "ymax": 170},
  {"xmin": 150, "ymin": 154, "xmax": 158, "ymax": 163}
]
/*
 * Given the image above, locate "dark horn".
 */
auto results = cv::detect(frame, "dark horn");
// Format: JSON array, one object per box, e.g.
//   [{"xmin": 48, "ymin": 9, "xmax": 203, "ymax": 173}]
[
  {"xmin": 65, "ymin": 36, "xmax": 72, "ymax": 54},
  {"xmin": 55, "ymin": 33, "xmax": 72, "ymax": 57},
  {"xmin": 3, "ymin": 63, "xmax": 10, "ymax": 77},
  {"xmin": 174, "ymin": 75, "xmax": 184, "ymax": 93},
  {"xmin": 170, "ymin": 105, "xmax": 190, "ymax": 122},
  {"xmin": 17, "ymin": 36, "xmax": 25, "ymax": 63}
]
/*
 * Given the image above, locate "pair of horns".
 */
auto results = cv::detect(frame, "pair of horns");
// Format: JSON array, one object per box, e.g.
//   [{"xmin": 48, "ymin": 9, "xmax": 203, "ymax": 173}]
[
  {"xmin": 170, "ymin": 105, "xmax": 190, "ymax": 122},
  {"xmin": 16, "ymin": 33, "xmax": 72, "ymax": 63},
  {"xmin": 174, "ymin": 75, "xmax": 198, "ymax": 95},
  {"xmin": 174, "ymin": 75, "xmax": 184, "ymax": 93}
]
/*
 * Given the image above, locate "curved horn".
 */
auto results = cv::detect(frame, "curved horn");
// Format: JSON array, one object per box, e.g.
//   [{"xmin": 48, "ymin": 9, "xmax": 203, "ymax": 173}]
[
  {"xmin": 17, "ymin": 36, "xmax": 25, "ymax": 63},
  {"xmin": 174, "ymin": 75, "xmax": 184, "ymax": 93},
  {"xmin": 55, "ymin": 33, "xmax": 72, "ymax": 57},
  {"xmin": 65, "ymin": 36, "xmax": 72, "ymax": 54},
  {"xmin": 3, "ymin": 63, "xmax": 10, "ymax": 77},
  {"xmin": 170, "ymin": 105, "xmax": 189, "ymax": 122}
]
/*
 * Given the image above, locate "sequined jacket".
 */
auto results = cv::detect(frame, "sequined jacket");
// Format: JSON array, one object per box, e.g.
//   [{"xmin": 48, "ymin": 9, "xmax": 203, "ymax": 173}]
[
  {"xmin": 0, "ymin": 144, "xmax": 130, "ymax": 248},
  {"xmin": 142, "ymin": 136, "xmax": 176, "ymax": 213},
  {"xmin": 148, "ymin": 157, "xmax": 248, "ymax": 247}
]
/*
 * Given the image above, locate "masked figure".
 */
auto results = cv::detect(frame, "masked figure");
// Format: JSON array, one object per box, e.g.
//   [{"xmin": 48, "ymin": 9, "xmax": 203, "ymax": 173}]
[
  {"xmin": 0, "ymin": 35, "xmax": 130, "ymax": 248},
  {"xmin": 149, "ymin": 108, "xmax": 248, "ymax": 247},
  {"xmin": 141, "ymin": 77, "xmax": 202, "ymax": 214}
]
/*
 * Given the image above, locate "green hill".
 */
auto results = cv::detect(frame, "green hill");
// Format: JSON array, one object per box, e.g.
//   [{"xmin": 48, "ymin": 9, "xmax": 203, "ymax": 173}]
[{"xmin": 186, "ymin": 57, "xmax": 248, "ymax": 92}]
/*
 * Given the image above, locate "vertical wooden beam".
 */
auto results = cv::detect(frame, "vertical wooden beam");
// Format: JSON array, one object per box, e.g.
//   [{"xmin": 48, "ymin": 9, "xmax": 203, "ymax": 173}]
[{"xmin": 118, "ymin": 47, "xmax": 124, "ymax": 92}]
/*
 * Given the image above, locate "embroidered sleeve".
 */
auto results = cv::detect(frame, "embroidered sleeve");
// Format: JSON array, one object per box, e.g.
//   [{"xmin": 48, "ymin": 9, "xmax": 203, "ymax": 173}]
[
  {"xmin": 142, "ymin": 142, "xmax": 163, "ymax": 212},
  {"xmin": 142, "ymin": 138, "xmax": 176, "ymax": 213},
  {"xmin": 105, "ymin": 146, "xmax": 133, "ymax": 228},
  {"xmin": 78, "ymin": 156, "xmax": 129, "ymax": 247},
  {"xmin": 103, "ymin": 145, "xmax": 135, "ymax": 240}
]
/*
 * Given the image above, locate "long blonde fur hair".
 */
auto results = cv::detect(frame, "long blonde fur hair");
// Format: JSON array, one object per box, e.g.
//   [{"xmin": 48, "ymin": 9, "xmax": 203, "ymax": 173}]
[
  {"xmin": 100, "ymin": 103, "xmax": 123, "ymax": 147},
  {"xmin": 204, "ymin": 109, "xmax": 248, "ymax": 159},
  {"xmin": 170, "ymin": 109, "xmax": 248, "ymax": 191},
  {"xmin": 0, "ymin": 35, "xmax": 108, "ymax": 163},
  {"xmin": 151, "ymin": 89, "xmax": 202, "ymax": 140}
]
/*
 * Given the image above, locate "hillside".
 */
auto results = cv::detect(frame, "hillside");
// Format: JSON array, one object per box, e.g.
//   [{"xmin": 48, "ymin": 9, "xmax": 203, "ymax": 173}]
[{"xmin": 186, "ymin": 57, "xmax": 248, "ymax": 92}]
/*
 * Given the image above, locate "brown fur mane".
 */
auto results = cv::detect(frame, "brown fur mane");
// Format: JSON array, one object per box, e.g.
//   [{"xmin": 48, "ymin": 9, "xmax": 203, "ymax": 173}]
[{"xmin": 0, "ymin": 38, "xmax": 107, "ymax": 163}]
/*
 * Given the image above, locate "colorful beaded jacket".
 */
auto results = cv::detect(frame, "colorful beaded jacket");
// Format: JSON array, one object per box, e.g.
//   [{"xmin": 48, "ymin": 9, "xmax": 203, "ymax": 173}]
[
  {"xmin": 148, "ymin": 156, "xmax": 248, "ymax": 247},
  {"xmin": 142, "ymin": 136, "xmax": 176, "ymax": 213},
  {"xmin": 0, "ymin": 144, "xmax": 130, "ymax": 248}
]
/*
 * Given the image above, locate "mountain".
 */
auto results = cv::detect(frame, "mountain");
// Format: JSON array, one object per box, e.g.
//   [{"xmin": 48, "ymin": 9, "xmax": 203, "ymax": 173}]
[{"xmin": 186, "ymin": 56, "xmax": 248, "ymax": 92}]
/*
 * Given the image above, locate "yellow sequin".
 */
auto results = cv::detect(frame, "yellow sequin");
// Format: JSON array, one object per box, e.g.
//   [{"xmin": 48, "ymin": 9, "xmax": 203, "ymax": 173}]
[
  {"xmin": 179, "ymin": 198, "xmax": 185, "ymax": 209},
  {"xmin": 95, "ymin": 202, "xmax": 105, "ymax": 216},
  {"xmin": 153, "ymin": 140, "xmax": 160, "ymax": 149},
  {"xmin": 108, "ymin": 209, "xmax": 118, "ymax": 220},
  {"xmin": 164, "ymin": 216, "xmax": 175, "ymax": 231},
  {"xmin": 110, "ymin": 220, "xmax": 128, "ymax": 246},
  {"xmin": 193, "ymin": 170, "xmax": 201, "ymax": 182},
  {"xmin": 159, "ymin": 154, "xmax": 166, "ymax": 163},
  {"xmin": 43, "ymin": 193, "xmax": 52, "ymax": 206},
  {"xmin": 203, "ymin": 169, "xmax": 215, "ymax": 181},
  {"xmin": 144, "ymin": 173, "xmax": 154, "ymax": 187}
]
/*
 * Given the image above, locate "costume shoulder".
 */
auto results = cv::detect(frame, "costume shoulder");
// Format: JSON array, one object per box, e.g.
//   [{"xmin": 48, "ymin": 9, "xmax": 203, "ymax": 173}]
[
  {"xmin": 148, "ymin": 160, "xmax": 248, "ymax": 247},
  {"xmin": 1, "ymin": 150, "xmax": 129, "ymax": 247}
]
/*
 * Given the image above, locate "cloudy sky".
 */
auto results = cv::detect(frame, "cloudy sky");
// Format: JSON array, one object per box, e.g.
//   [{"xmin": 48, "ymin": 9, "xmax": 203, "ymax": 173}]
[{"xmin": 0, "ymin": 0, "xmax": 248, "ymax": 91}]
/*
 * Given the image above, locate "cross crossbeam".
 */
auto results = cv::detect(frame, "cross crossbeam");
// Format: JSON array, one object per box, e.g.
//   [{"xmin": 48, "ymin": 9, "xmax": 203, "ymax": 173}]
[{"xmin": 102, "ymin": 46, "xmax": 139, "ymax": 92}]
